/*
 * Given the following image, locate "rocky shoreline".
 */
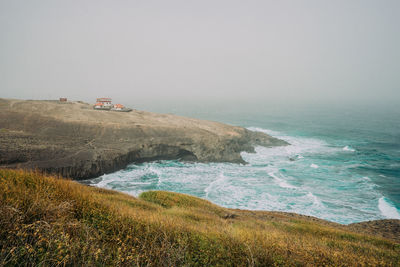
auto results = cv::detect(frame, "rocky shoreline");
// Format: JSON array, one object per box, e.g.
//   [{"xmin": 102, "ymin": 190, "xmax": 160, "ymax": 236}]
[{"xmin": 0, "ymin": 98, "xmax": 288, "ymax": 179}]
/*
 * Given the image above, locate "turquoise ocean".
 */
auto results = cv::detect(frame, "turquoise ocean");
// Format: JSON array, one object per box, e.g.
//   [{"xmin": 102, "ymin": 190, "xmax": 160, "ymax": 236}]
[{"xmin": 83, "ymin": 105, "xmax": 400, "ymax": 224}]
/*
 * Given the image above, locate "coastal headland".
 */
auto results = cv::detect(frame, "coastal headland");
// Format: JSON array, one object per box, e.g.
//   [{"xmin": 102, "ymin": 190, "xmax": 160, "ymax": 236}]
[{"xmin": 0, "ymin": 98, "xmax": 287, "ymax": 179}]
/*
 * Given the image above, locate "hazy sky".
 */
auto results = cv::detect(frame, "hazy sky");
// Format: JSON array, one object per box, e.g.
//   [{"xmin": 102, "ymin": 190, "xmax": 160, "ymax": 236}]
[{"xmin": 1, "ymin": 0, "xmax": 399, "ymax": 110}]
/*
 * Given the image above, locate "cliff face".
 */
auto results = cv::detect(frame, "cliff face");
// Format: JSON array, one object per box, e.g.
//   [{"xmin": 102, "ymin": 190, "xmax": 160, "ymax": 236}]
[{"xmin": 0, "ymin": 99, "xmax": 288, "ymax": 179}]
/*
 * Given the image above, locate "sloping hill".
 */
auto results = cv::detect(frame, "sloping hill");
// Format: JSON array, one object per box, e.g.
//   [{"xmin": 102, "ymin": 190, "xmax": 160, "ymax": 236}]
[{"xmin": 1, "ymin": 169, "xmax": 399, "ymax": 266}]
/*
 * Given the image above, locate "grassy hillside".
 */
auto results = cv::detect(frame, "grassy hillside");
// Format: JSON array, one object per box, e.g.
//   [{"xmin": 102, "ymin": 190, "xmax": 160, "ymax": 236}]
[{"xmin": 0, "ymin": 169, "xmax": 399, "ymax": 266}]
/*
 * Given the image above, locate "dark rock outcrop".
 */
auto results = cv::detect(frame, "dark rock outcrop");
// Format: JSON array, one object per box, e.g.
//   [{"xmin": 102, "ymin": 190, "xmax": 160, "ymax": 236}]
[{"xmin": 0, "ymin": 99, "xmax": 288, "ymax": 179}]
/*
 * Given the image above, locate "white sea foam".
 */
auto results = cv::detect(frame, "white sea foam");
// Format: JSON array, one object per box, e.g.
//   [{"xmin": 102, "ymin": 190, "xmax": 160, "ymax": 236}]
[
  {"xmin": 268, "ymin": 172, "xmax": 296, "ymax": 189},
  {"xmin": 307, "ymin": 192, "xmax": 324, "ymax": 208},
  {"xmin": 96, "ymin": 173, "xmax": 125, "ymax": 188},
  {"xmin": 378, "ymin": 197, "xmax": 400, "ymax": 219},
  {"xmin": 147, "ymin": 167, "xmax": 163, "ymax": 187},
  {"xmin": 310, "ymin": 163, "xmax": 319, "ymax": 169},
  {"xmin": 96, "ymin": 177, "xmax": 110, "ymax": 188},
  {"xmin": 246, "ymin": 127, "xmax": 338, "ymax": 159},
  {"xmin": 204, "ymin": 172, "xmax": 227, "ymax": 198},
  {"xmin": 148, "ymin": 166, "xmax": 162, "ymax": 175},
  {"xmin": 343, "ymin": 146, "xmax": 355, "ymax": 152}
]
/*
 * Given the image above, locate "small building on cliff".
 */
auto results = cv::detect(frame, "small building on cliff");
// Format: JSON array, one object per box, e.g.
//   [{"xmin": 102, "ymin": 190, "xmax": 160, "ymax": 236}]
[
  {"xmin": 94, "ymin": 98, "xmax": 113, "ymax": 110},
  {"xmin": 94, "ymin": 98, "xmax": 132, "ymax": 112}
]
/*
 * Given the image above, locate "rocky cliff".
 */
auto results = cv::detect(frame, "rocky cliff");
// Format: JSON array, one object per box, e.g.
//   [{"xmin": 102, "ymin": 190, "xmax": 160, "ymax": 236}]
[{"xmin": 0, "ymin": 99, "xmax": 288, "ymax": 179}]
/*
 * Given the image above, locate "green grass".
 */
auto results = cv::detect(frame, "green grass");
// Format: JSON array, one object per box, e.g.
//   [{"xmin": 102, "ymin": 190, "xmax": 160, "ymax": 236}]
[{"xmin": 0, "ymin": 169, "xmax": 399, "ymax": 266}]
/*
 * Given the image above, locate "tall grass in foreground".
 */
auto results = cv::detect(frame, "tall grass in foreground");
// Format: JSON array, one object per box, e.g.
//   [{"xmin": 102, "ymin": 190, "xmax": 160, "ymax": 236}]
[{"xmin": 0, "ymin": 169, "xmax": 399, "ymax": 266}]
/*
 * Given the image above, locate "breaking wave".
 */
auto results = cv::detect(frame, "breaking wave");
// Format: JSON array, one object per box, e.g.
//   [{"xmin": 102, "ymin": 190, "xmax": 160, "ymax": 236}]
[{"xmin": 378, "ymin": 197, "xmax": 400, "ymax": 219}]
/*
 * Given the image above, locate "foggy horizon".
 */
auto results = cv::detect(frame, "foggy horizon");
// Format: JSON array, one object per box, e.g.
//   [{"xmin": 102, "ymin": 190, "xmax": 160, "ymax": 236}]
[{"xmin": 1, "ymin": 0, "xmax": 399, "ymax": 111}]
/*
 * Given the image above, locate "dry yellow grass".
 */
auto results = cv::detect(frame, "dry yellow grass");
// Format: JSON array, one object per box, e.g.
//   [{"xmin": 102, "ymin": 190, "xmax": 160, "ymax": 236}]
[{"xmin": 0, "ymin": 169, "xmax": 399, "ymax": 266}]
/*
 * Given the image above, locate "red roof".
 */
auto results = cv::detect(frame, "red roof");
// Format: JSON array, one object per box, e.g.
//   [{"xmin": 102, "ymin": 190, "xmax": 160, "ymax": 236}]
[{"xmin": 96, "ymin": 98, "xmax": 112, "ymax": 103}]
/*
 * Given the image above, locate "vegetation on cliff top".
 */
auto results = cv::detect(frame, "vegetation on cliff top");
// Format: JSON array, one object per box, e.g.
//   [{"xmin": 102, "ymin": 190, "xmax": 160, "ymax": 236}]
[{"xmin": 0, "ymin": 169, "xmax": 399, "ymax": 266}]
